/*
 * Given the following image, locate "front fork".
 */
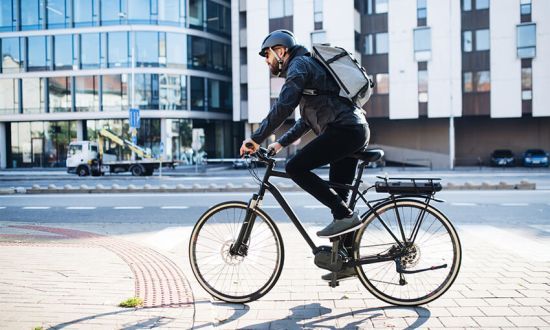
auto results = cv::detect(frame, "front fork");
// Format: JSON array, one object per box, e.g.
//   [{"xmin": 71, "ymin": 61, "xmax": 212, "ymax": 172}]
[{"xmin": 230, "ymin": 194, "xmax": 262, "ymax": 256}]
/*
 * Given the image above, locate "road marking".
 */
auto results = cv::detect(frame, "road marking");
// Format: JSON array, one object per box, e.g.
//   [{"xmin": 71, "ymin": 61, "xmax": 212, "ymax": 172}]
[
  {"xmin": 262, "ymin": 205, "xmax": 281, "ymax": 209},
  {"xmin": 66, "ymin": 206, "xmax": 97, "ymax": 210},
  {"xmin": 160, "ymin": 206, "xmax": 189, "ymax": 209},
  {"xmin": 0, "ymin": 206, "xmax": 5, "ymax": 209},
  {"xmin": 500, "ymin": 203, "xmax": 529, "ymax": 206},
  {"xmin": 451, "ymin": 203, "xmax": 477, "ymax": 206},
  {"xmin": 23, "ymin": 206, "xmax": 50, "ymax": 210},
  {"xmin": 305, "ymin": 205, "xmax": 325, "ymax": 209},
  {"xmin": 114, "ymin": 206, "xmax": 144, "ymax": 210}
]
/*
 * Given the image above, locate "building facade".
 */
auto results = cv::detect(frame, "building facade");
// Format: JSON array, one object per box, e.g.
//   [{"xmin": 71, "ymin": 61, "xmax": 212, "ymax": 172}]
[
  {"xmin": 233, "ymin": 0, "xmax": 550, "ymax": 168},
  {"xmin": 0, "ymin": 0, "xmax": 240, "ymax": 169}
]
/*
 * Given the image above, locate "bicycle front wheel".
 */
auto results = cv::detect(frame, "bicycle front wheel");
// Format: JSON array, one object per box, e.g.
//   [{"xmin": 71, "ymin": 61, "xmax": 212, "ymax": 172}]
[
  {"xmin": 354, "ymin": 199, "xmax": 461, "ymax": 306},
  {"xmin": 189, "ymin": 201, "xmax": 284, "ymax": 303}
]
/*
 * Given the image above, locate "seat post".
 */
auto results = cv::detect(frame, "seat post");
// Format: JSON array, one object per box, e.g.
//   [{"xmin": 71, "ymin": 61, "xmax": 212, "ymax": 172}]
[{"xmin": 348, "ymin": 161, "xmax": 366, "ymax": 211}]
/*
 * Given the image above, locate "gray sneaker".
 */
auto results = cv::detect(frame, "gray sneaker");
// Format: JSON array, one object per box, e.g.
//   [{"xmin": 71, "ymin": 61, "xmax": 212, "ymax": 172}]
[
  {"xmin": 317, "ymin": 212, "xmax": 362, "ymax": 238},
  {"xmin": 321, "ymin": 267, "xmax": 357, "ymax": 281}
]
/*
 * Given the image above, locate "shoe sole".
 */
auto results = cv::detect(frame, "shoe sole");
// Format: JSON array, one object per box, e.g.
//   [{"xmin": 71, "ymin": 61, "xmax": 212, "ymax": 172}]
[{"xmin": 317, "ymin": 221, "xmax": 365, "ymax": 238}]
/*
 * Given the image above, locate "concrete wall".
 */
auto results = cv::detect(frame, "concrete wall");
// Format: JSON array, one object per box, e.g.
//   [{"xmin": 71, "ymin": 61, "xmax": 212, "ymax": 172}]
[
  {"xmin": 490, "ymin": 0, "xmax": 522, "ymax": 118},
  {"xmin": 388, "ymin": 0, "xmax": 418, "ymax": 119}
]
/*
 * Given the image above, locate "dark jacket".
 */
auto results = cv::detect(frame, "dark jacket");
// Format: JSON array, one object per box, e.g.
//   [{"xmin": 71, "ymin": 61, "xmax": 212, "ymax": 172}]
[{"xmin": 250, "ymin": 45, "xmax": 367, "ymax": 147}]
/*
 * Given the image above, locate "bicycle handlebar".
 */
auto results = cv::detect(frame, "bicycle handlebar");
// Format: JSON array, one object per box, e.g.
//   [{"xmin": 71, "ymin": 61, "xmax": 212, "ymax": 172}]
[{"xmin": 244, "ymin": 143, "xmax": 276, "ymax": 162}]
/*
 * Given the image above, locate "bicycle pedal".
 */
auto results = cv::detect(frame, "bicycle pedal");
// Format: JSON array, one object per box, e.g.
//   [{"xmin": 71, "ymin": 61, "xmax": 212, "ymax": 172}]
[{"xmin": 329, "ymin": 279, "xmax": 339, "ymax": 288}]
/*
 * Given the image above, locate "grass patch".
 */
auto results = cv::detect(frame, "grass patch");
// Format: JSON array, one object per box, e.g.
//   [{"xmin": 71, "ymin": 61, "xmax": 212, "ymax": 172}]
[
  {"xmin": 119, "ymin": 297, "xmax": 144, "ymax": 308},
  {"xmin": 33, "ymin": 327, "xmax": 44, "ymax": 330}
]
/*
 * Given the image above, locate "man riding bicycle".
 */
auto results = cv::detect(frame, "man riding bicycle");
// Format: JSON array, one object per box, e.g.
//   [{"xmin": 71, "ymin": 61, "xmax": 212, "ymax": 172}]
[{"xmin": 240, "ymin": 29, "xmax": 370, "ymax": 272}]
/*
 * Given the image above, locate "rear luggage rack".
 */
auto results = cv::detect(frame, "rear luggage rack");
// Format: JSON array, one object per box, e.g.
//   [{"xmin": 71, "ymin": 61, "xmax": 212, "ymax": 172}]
[{"xmin": 375, "ymin": 177, "xmax": 442, "ymax": 195}]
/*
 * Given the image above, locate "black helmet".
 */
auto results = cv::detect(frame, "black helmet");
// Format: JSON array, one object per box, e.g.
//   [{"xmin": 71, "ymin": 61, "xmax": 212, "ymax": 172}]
[{"xmin": 259, "ymin": 29, "xmax": 296, "ymax": 57}]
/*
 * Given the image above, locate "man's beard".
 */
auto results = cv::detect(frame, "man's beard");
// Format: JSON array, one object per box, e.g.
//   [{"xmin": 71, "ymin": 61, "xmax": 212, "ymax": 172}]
[{"xmin": 269, "ymin": 62, "xmax": 280, "ymax": 76}]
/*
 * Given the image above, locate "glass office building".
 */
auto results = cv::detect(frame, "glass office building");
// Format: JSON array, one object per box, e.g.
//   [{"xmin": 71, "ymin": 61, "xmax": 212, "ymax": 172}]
[{"xmin": 0, "ymin": 0, "xmax": 238, "ymax": 168}]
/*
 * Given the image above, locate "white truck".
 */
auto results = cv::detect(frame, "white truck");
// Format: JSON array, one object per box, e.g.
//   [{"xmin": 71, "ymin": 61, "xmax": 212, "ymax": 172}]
[{"xmin": 66, "ymin": 128, "xmax": 175, "ymax": 176}]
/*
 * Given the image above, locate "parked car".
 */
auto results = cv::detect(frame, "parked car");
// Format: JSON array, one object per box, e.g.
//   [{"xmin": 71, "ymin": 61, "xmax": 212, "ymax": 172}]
[
  {"xmin": 490, "ymin": 149, "xmax": 515, "ymax": 167},
  {"xmin": 522, "ymin": 149, "xmax": 549, "ymax": 167}
]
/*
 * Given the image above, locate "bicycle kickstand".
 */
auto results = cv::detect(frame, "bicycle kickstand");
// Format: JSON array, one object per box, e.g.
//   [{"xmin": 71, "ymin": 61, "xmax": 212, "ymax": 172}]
[{"xmin": 329, "ymin": 237, "xmax": 340, "ymax": 288}]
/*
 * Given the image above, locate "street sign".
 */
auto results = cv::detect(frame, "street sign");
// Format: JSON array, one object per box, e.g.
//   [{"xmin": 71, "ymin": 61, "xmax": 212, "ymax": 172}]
[{"xmin": 129, "ymin": 108, "xmax": 140, "ymax": 128}]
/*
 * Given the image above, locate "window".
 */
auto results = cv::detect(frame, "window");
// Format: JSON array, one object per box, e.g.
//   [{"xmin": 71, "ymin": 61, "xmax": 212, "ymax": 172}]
[
  {"xmin": 133, "ymin": 74, "xmax": 159, "ymax": 110},
  {"xmin": 1, "ymin": 37, "xmax": 23, "ymax": 73},
  {"xmin": 414, "ymin": 27, "xmax": 431, "ymax": 61},
  {"xmin": 363, "ymin": 35, "xmax": 373, "ymax": 55},
  {"xmin": 189, "ymin": 0, "xmax": 204, "ymax": 27},
  {"xmin": 21, "ymin": 0, "xmax": 44, "ymax": 30},
  {"xmin": 520, "ymin": 0, "xmax": 531, "ymax": 15},
  {"xmin": 47, "ymin": 0, "xmax": 70, "ymax": 28},
  {"xmin": 311, "ymin": 31, "xmax": 326, "ymax": 44},
  {"xmin": 417, "ymin": 0, "xmax": 427, "ymax": 20},
  {"xmin": 159, "ymin": 74, "xmax": 186, "ymax": 110},
  {"xmin": 75, "ymin": 76, "xmax": 99, "ymax": 111},
  {"xmin": 475, "ymin": 29, "xmax": 490, "ymax": 51},
  {"xmin": 101, "ymin": 0, "xmax": 125, "ymax": 25},
  {"xmin": 375, "ymin": 33, "xmax": 388, "ymax": 54},
  {"xmin": 376, "ymin": 73, "xmax": 389, "ymax": 94},
  {"xmin": 80, "ymin": 33, "xmax": 100, "ymax": 69},
  {"xmin": 167, "ymin": 33, "xmax": 186, "ymax": 68},
  {"xmin": 375, "ymin": 0, "xmax": 388, "ymax": 14},
  {"xmin": 207, "ymin": 1, "xmax": 231, "ymax": 35},
  {"xmin": 269, "ymin": 0, "xmax": 293, "ymax": 18},
  {"xmin": 48, "ymin": 77, "xmax": 72, "ymax": 112},
  {"xmin": 159, "ymin": 0, "xmax": 180, "ymax": 24},
  {"xmin": 463, "ymin": 31, "xmax": 473, "ymax": 52},
  {"xmin": 418, "ymin": 70, "xmax": 428, "ymax": 102},
  {"xmin": 521, "ymin": 67, "xmax": 532, "ymax": 100},
  {"xmin": 27, "ymin": 36, "xmax": 49, "ymax": 71},
  {"xmin": 463, "ymin": 72, "xmax": 473, "ymax": 92},
  {"xmin": 0, "ymin": 78, "xmax": 19, "ymax": 113},
  {"xmin": 107, "ymin": 32, "xmax": 129, "ymax": 68},
  {"xmin": 476, "ymin": 0, "xmax": 489, "ymax": 10},
  {"xmin": 1, "ymin": 0, "xmax": 15, "ymax": 31},
  {"xmin": 209, "ymin": 79, "xmax": 231, "ymax": 113},
  {"xmin": 517, "ymin": 24, "xmax": 536, "ymax": 58},
  {"xmin": 189, "ymin": 36, "xmax": 207, "ymax": 69},
  {"xmin": 102, "ymin": 74, "xmax": 128, "ymax": 112},
  {"xmin": 74, "ymin": 0, "xmax": 97, "ymax": 27},
  {"xmin": 314, "ymin": 0, "xmax": 323, "ymax": 29},
  {"xmin": 190, "ymin": 76, "xmax": 205, "ymax": 110},
  {"xmin": 136, "ymin": 32, "xmax": 159, "ymax": 67},
  {"xmin": 475, "ymin": 71, "xmax": 490, "ymax": 92},
  {"xmin": 54, "ymin": 35, "xmax": 73, "ymax": 70},
  {"xmin": 128, "ymin": 0, "xmax": 151, "ymax": 23}
]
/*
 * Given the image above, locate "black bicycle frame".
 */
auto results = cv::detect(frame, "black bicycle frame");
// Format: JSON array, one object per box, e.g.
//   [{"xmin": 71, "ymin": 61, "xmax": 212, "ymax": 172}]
[{"xmin": 231, "ymin": 156, "xmax": 436, "ymax": 267}]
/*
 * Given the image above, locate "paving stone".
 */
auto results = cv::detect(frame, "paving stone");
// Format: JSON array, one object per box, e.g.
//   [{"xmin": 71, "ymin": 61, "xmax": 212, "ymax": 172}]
[
  {"xmin": 473, "ymin": 316, "xmax": 515, "ymax": 327},
  {"xmin": 507, "ymin": 316, "xmax": 549, "ymax": 327}
]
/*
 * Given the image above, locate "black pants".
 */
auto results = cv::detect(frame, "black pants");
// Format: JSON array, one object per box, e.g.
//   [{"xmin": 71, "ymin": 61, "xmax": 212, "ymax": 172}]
[{"xmin": 285, "ymin": 123, "xmax": 370, "ymax": 220}]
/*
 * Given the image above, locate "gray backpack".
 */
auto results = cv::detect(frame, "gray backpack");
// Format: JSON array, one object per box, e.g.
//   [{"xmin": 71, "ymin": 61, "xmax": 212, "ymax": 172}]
[{"xmin": 305, "ymin": 44, "xmax": 374, "ymax": 108}]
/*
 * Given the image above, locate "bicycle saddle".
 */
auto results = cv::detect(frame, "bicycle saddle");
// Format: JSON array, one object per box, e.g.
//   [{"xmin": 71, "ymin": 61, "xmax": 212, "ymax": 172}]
[{"xmin": 352, "ymin": 148, "xmax": 384, "ymax": 163}]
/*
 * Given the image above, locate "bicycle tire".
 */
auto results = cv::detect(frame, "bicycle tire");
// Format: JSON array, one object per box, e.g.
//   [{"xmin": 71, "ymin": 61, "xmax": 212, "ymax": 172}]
[
  {"xmin": 354, "ymin": 199, "xmax": 461, "ymax": 306},
  {"xmin": 189, "ymin": 201, "xmax": 284, "ymax": 303}
]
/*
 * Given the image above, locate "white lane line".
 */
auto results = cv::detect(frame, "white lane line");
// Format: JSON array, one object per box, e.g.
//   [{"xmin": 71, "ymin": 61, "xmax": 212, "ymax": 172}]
[
  {"xmin": 0, "ymin": 206, "xmax": 6, "ymax": 209},
  {"xmin": 23, "ymin": 206, "xmax": 50, "ymax": 210},
  {"xmin": 304, "ymin": 205, "xmax": 325, "ymax": 209},
  {"xmin": 451, "ymin": 203, "xmax": 478, "ymax": 206},
  {"xmin": 66, "ymin": 206, "xmax": 97, "ymax": 210},
  {"xmin": 262, "ymin": 205, "xmax": 281, "ymax": 209},
  {"xmin": 160, "ymin": 206, "xmax": 189, "ymax": 209},
  {"xmin": 114, "ymin": 206, "xmax": 144, "ymax": 210},
  {"xmin": 500, "ymin": 203, "xmax": 529, "ymax": 206}
]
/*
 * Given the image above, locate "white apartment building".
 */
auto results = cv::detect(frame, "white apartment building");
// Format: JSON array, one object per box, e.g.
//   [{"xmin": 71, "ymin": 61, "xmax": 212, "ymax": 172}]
[{"xmin": 232, "ymin": 0, "xmax": 550, "ymax": 168}]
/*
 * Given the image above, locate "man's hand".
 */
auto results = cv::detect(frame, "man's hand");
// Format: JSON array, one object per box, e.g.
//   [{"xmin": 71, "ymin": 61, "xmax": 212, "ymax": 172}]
[
  {"xmin": 267, "ymin": 142, "xmax": 283, "ymax": 156},
  {"xmin": 240, "ymin": 138, "xmax": 259, "ymax": 157}
]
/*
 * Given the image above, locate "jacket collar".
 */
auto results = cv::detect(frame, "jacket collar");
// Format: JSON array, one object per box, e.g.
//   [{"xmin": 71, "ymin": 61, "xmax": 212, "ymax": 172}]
[{"xmin": 280, "ymin": 45, "xmax": 309, "ymax": 78}]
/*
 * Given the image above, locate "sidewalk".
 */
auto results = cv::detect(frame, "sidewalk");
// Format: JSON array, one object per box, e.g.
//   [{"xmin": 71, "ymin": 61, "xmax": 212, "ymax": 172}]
[{"xmin": 1, "ymin": 220, "xmax": 550, "ymax": 329}]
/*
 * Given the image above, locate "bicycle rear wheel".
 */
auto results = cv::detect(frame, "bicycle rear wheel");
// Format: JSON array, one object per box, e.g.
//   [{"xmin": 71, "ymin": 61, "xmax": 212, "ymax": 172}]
[
  {"xmin": 189, "ymin": 201, "xmax": 284, "ymax": 303},
  {"xmin": 354, "ymin": 199, "xmax": 461, "ymax": 306}
]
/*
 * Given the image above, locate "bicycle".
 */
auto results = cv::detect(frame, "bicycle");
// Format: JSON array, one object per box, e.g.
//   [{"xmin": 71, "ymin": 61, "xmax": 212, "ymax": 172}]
[{"xmin": 189, "ymin": 147, "xmax": 461, "ymax": 306}]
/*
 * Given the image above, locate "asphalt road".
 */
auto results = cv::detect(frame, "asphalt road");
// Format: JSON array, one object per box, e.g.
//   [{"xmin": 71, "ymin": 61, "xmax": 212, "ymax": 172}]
[{"xmin": 1, "ymin": 191, "xmax": 549, "ymax": 234}]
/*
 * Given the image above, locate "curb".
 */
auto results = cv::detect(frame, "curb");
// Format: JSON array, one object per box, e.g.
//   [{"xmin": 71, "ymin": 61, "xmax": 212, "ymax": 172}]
[{"xmin": 0, "ymin": 181, "xmax": 536, "ymax": 195}]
